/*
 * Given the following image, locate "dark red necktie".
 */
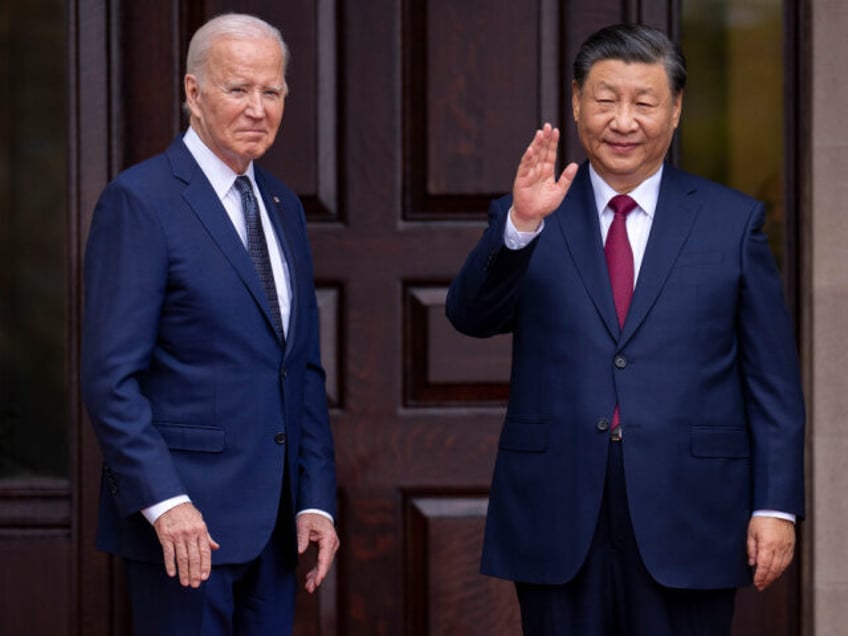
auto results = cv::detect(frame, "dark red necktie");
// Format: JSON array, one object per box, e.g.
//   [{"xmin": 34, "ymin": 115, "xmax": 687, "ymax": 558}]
[{"xmin": 605, "ymin": 194, "xmax": 637, "ymax": 430}]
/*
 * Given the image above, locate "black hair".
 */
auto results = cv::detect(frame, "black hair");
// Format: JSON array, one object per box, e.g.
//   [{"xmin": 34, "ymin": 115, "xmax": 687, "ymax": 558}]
[{"xmin": 573, "ymin": 24, "xmax": 687, "ymax": 96}]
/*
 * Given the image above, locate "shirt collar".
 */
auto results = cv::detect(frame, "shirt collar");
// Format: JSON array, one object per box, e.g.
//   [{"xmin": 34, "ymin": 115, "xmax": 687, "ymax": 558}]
[
  {"xmin": 183, "ymin": 126, "xmax": 256, "ymax": 199},
  {"xmin": 588, "ymin": 162, "xmax": 664, "ymax": 220}
]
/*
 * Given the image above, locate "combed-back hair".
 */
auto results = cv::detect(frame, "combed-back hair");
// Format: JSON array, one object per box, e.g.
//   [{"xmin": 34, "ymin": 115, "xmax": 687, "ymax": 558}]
[
  {"xmin": 186, "ymin": 13, "xmax": 289, "ymax": 85},
  {"xmin": 573, "ymin": 23, "xmax": 686, "ymax": 96}
]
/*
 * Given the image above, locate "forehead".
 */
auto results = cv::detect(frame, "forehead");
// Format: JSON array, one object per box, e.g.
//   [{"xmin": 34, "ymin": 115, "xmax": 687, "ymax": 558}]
[
  {"xmin": 207, "ymin": 35, "xmax": 285, "ymax": 81},
  {"xmin": 584, "ymin": 59, "xmax": 671, "ymax": 94}
]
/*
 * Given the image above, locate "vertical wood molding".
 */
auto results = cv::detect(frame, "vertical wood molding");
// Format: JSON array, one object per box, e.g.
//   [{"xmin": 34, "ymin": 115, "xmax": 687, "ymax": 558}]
[{"xmin": 70, "ymin": 0, "xmax": 118, "ymax": 633}]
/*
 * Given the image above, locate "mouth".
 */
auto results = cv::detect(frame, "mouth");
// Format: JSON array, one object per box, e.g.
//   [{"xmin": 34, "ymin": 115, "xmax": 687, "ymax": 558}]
[{"xmin": 605, "ymin": 140, "xmax": 639, "ymax": 153}]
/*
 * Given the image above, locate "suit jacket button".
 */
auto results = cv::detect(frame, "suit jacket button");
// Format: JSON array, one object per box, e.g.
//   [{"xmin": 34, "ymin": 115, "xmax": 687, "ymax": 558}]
[
  {"xmin": 274, "ymin": 432, "xmax": 287, "ymax": 444},
  {"xmin": 280, "ymin": 368, "xmax": 287, "ymax": 380},
  {"xmin": 596, "ymin": 417, "xmax": 610, "ymax": 432},
  {"xmin": 614, "ymin": 354, "xmax": 627, "ymax": 369}
]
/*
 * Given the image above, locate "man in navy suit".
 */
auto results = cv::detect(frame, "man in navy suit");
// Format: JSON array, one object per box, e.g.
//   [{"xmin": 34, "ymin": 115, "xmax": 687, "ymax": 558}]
[
  {"xmin": 82, "ymin": 14, "xmax": 337, "ymax": 635},
  {"xmin": 447, "ymin": 24, "xmax": 804, "ymax": 635}
]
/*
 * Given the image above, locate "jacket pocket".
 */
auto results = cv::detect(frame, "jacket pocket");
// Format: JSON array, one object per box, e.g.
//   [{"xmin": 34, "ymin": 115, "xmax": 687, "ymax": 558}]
[
  {"xmin": 498, "ymin": 417, "xmax": 549, "ymax": 453},
  {"xmin": 154, "ymin": 423, "xmax": 226, "ymax": 453},
  {"xmin": 690, "ymin": 426, "xmax": 749, "ymax": 458}
]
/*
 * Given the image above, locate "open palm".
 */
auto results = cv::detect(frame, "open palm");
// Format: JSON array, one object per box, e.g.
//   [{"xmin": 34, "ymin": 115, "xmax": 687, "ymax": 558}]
[{"xmin": 512, "ymin": 123, "xmax": 578, "ymax": 231}]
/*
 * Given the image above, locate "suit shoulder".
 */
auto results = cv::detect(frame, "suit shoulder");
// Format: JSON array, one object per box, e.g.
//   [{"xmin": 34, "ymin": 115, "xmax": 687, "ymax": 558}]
[
  {"xmin": 666, "ymin": 166, "xmax": 759, "ymax": 209},
  {"xmin": 106, "ymin": 151, "xmax": 174, "ymax": 195}
]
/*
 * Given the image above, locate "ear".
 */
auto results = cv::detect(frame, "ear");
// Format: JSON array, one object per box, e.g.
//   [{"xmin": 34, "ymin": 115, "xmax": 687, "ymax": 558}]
[
  {"xmin": 184, "ymin": 74, "xmax": 201, "ymax": 117},
  {"xmin": 671, "ymin": 90, "xmax": 684, "ymax": 129},
  {"xmin": 571, "ymin": 80, "xmax": 581, "ymax": 123}
]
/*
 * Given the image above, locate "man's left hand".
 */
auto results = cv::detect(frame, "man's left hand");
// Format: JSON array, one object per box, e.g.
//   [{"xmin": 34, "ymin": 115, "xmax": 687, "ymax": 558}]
[
  {"xmin": 297, "ymin": 512, "xmax": 340, "ymax": 594},
  {"xmin": 747, "ymin": 516, "xmax": 796, "ymax": 591}
]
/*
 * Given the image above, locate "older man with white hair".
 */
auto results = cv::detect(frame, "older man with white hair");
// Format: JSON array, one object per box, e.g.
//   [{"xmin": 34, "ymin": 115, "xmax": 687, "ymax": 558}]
[{"xmin": 82, "ymin": 13, "xmax": 338, "ymax": 634}]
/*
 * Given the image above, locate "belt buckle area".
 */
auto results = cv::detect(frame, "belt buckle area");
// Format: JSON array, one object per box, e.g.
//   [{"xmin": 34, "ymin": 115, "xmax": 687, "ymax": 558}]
[{"xmin": 609, "ymin": 427, "xmax": 622, "ymax": 442}]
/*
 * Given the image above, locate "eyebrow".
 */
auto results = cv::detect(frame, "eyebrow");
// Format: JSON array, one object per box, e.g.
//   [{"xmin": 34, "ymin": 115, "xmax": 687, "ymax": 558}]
[{"xmin": 595, "ymin": 81, "xmax": 658, "ymax": 95}]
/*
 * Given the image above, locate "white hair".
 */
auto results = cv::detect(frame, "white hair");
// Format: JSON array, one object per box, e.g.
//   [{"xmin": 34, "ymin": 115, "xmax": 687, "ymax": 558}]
[{"xmin": 185, "ymin": 13, "xmax": 290, "ymax": 83}]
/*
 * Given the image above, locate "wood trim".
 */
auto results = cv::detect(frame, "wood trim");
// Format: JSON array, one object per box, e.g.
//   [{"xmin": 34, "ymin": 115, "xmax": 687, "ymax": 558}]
[
  {"xmin": 0, "ymin": 480, "xmax": 71, "ymax": 530},
  {"xmin": 70, "ymin": 1, "xmax": 119, "ymax": 634}
]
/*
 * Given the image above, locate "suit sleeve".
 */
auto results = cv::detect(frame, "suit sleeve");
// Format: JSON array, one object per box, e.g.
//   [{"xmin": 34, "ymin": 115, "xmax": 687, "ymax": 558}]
[
  {"xmin": 737, "ymin": 202, "xmax": 806, "ymax": 517},
  {"xmin": 289, "ymin": 200, "xmax": 338, "ymax": 519},
  {"xmin": 81, "ymin": 182, "xmax": 186, "ymax": 517},
  {"xmin": 446, "ymin": 195, "xmax": 540, "ymax": 337}
]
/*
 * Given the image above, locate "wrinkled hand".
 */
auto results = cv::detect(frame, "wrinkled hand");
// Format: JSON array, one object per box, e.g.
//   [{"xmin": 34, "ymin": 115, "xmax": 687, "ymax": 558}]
[
  {"xmin": 511, "ymin": 123, "xmax": 579, "ymax": 232},
  {"xmin": 297, "ymin": 512, "xmax": 340, "ymax": 594},
  {"xmin": 747, "ymin": 516, "xmax": 795, "ymax": 591},
  {"xmin": 153, "ymin": 502, "xmax": 220, "ymax": 588}
]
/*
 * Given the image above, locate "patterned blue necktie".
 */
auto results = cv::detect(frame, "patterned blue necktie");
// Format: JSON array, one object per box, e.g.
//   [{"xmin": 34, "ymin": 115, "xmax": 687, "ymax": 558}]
[{"xmin": 234, "ymin": 176, "xmax": 285, "ymax": 342}]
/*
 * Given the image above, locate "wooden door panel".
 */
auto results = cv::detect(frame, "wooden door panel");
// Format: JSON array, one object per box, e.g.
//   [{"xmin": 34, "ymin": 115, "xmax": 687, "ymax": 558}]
[
  {"xmin": 404, "ymin": 285, "xmax": 511, "ymax": 406},
  {"xmin": 0, "ymin": 535, "xmax": 71, "ymax": 635},
  {"xmin": 405, "ymin": 0, "xmax": 561, "ymax": 219},
  {"xmin": 406, "ymin": 496, "xmax": 521, "ymax": 635}
]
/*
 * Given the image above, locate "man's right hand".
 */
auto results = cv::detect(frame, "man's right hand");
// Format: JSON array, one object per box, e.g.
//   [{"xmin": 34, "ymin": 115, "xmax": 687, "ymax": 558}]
[
  {"xmin": 511, "ymin": 123, "xmax": 579, "ymax": 232},
  {"xmin": 153, "ymin": 501, "xmax": 220, "ymax": 588}
]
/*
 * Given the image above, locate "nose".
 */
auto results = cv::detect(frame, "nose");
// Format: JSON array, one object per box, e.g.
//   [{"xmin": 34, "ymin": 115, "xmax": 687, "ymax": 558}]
[
  {"xmin": 245, "ymin": 89, "xmax": 265, "ymax": 117},
  {"xmin": 611, "ymin": 104, "xmax": 638, "ymax": 132}
]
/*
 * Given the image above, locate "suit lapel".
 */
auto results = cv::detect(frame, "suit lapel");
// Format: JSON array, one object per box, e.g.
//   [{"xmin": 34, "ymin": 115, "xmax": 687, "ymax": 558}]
[
  {"xmin": 619, "ymin": 166, "xmax": 699, "ymax": 347},
  {"xmin": 553, "ymin": 165, "xmax": 620, "ymax": 340},
  {"xmin": 166, "ymin": 138, "xmax": 285, "ymax": 347}
]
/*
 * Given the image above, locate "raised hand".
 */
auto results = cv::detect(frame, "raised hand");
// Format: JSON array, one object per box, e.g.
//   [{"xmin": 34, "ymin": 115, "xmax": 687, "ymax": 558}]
[{"xmin": 511, "ymin": 123, "xmax": 579, "ymax": 232}]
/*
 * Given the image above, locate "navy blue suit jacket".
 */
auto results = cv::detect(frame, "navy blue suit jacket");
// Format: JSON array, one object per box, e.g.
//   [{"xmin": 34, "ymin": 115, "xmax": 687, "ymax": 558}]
[
  {"xmin": 446, "ymin": 162, "xmax": 805, "ymax": 589},
  {"xmin": 82, "ymin": 136, "xmax": 336, "ymax": 565}
]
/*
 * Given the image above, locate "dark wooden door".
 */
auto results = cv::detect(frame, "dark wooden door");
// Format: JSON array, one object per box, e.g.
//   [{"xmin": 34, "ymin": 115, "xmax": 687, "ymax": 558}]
[{"xmin": 61, "ymin": 1, "xmax": 800, "ymax": 635}]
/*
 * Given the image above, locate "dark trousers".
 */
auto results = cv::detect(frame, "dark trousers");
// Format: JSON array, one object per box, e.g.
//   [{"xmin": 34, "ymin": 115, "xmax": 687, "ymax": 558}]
[
  {"xmin": 515, "ymin": 441, "xmax": 736, "ymax": 636},
  {"xmin": 125, "ymin": 493, "xmax": 298, "ymax": 635}
]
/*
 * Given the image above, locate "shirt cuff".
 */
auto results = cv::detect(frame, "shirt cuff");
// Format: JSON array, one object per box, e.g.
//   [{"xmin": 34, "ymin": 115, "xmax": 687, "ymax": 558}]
[
  {"xmin": 142, "ymin": 495, "xmax": 191, "ymax": 525},
  {"xmin": 752, "ymin": 509, "xmax": 796, "ymax": 524},
  {"xmin": 504, "ymin": 206, "xmax": 544, "ymax": 250},
  {"xmin": 297, "ymin": 508, "xmax": 335, "ymax": 525}
]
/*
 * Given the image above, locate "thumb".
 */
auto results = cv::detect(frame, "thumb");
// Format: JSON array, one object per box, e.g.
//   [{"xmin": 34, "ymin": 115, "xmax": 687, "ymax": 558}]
[
  {"xmin": 747, "ymin": 530, "xmax": 758, "ymax": 566},
  {"xmin": 297, "ymin": 522, "xmax": 311, "ymax": 555}
]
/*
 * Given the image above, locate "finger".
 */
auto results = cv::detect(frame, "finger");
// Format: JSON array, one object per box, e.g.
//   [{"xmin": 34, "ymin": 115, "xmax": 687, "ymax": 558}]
[
  {"xmin": 197, "ymin": 536, "xmax": 212, "ymax": 583},
  {"xmin": 312, "ymin": 541, "xmax": 332, "ymax": 588},
  {"xmin": 558, "ymin": 162, "xmax": 579, "ymax": 193},
  {"xmin": 305, "ymin": 566, "xmax": 319, "ymax": 594},
  {"xmin": 187, "ymin": 537, "xmax": 202, "ymax": 588},
  {"xmin": 516, "ymin": 135, "xmax": 540, "ymax": 179},
  {"xmin": 746, "ymin": 530, "xmax": 758, "ymax": 567},
  {"xmin": 162, "ymin": 540, "xmax": 177, "ymax": 578},
  {"xmin": 757, "ymin": 562, "xmax": 779, "ymax": 591},
  {"xmin": 543, "ymin": 127, "xmax": 560, "ymax": 168},
  {"xmin": 769, "ymin": 542, "xmax": 795, "ymax": 584},
  {"xmin": 174, "ymin": 540, "xmax": 190, "ymax": 587},
  {"xmin": 528, "ymin": 129, "xmax": 546, "ymax": 167},
  {"xmin": 297, "ymin": 523, "xmax": 311, "ymax": 555},
  {"xmin": 754, "ymin": 548, "xmax": 775, "ymax": 591}
]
